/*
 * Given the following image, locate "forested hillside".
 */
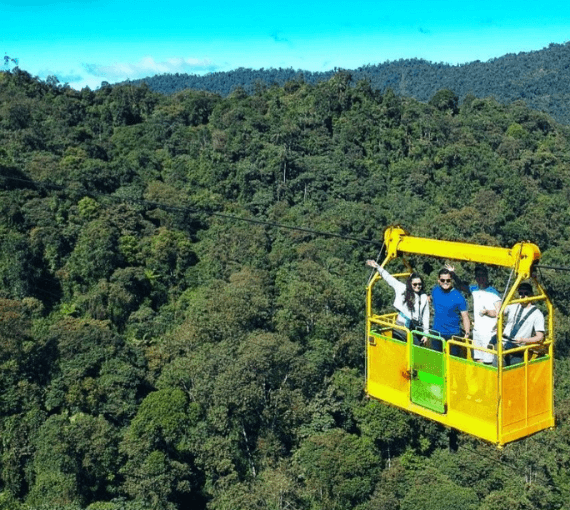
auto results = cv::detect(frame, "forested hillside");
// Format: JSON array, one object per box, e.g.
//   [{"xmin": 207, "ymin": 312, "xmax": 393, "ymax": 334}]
[
  {"xmin": 3, "ymin": 68, "xmax": 570, "ymax": 509},
  {"xmin": 129, "ymin": 42, "xmax": 570, "ymax": 126}
]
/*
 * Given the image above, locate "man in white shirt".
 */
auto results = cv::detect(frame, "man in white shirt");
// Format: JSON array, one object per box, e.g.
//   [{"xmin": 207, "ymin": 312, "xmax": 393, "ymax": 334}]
[
  {"xmin": 447, "ymin": 265, "xmax": 501, "ymax": 363},
  {"xmin": 498, "ymin": 282, "xmax": 545, "ymax": 366}
]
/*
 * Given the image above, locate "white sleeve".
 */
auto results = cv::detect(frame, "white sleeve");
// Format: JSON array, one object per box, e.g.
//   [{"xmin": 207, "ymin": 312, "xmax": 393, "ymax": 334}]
[
  {"xmin": 534, "ymin": 312, "xmax": 546, "ymax": 333},
  {"xmin": 377, "ymin": 267, "xmax": 405, "ymax": 293}
]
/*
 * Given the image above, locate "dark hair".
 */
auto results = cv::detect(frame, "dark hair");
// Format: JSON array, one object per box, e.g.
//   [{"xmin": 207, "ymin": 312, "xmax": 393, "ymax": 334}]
[
  {"xmin": 474, "ymin": 265, "xmax": 488, "ymax": 276},
  {"xmin": 519, "ymin": 282, "xmax": 533, "ymax": 294},
  {"xmin": 404, "ymin": 272, "xmax": 424, "ymax": 311},
  {"xmin": 438, "ymin": 268, "xmax": 451, "ymax": 278}
]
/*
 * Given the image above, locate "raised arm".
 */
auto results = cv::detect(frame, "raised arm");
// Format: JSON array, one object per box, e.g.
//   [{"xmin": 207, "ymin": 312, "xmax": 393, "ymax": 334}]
[
  {"xmin": 366, "ymin": 260, "xmax": 405, "ymax": 292},
  {"xmin": 445, "ymin": 264, "xmax": 470, "ymax": 295}
]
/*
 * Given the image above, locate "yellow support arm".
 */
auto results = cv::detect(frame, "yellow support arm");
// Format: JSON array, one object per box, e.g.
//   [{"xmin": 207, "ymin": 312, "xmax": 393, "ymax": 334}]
[{"xmin": 384, "ymin": 226, "xmax": 541, "ymax": 280}]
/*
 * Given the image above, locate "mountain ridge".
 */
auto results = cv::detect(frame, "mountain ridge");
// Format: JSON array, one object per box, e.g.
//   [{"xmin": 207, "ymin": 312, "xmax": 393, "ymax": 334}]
[{"xmin": 124, "ymin": 41, "xmax": 570, "ymax": 124}]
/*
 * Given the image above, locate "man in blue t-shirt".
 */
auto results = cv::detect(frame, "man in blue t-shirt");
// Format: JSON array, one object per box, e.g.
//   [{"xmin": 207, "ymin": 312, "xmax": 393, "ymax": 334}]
[{"xmin": 431, "ymin": 268, "xmax": 470, "ymax": 355}]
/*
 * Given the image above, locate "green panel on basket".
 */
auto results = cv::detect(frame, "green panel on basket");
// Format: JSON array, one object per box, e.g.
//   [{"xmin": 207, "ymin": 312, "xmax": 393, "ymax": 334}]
[{"xmin": 410, "ymin": 343, "xmax": 446, "ymax": 414}]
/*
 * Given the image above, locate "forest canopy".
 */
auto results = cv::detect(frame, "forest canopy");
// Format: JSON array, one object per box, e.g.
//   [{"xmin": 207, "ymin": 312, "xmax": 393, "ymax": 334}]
[
  {"xmin": 127, "ymin": 42, "xmax": 570, "ymax": 126},
  {"xmin": 1, "ymin": 67, "xmax": 570, "ymax": 509}
]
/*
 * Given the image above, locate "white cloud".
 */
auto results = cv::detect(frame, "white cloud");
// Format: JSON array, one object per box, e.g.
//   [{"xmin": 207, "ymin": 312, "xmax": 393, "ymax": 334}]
[
  {"xmin": 36, "ymin": 69, "xmax": 84, "ymax": 84},
  {"xmin": 83, "ymin": 55, "xmax": 220, "ymax": 81}
]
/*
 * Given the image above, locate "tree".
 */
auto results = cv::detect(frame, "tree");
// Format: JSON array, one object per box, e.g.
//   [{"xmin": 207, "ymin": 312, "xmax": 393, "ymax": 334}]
[
  {"xmin": 120, "ymin": 388, "xmax": 201, "ymax": 509},
  {"xmin": 63, "ymin": 218, "xmax": 122, "ymax": 293},
  {"xmin": 294, "ymin": 428, "xmax": 380, "ymax": 510},
  {"xmin": 399, "ymin": 466, "xmax": 479, "ymax": 510},
  {"xmin": 45, "ymin": 317, "xmax": 145, "ymax": 422},
  {"xmin": 26, "ymin": 413, "xmax": 121, "ymax": 507},
  {"xmin": 429, "ymin": 89, "xmax": 459, "ymax": 115}
]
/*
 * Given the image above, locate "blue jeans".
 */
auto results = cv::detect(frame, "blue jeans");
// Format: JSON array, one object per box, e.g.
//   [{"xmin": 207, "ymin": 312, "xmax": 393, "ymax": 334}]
[{"xmin": 489, "ymin": 336, "xmax": 523, "ymax": 366}]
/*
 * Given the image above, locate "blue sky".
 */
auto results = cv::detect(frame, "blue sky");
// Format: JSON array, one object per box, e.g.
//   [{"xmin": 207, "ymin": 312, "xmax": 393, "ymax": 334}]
[{"xmin": 2, "ymin": 0, "xmax": 570, "ymax": 90}]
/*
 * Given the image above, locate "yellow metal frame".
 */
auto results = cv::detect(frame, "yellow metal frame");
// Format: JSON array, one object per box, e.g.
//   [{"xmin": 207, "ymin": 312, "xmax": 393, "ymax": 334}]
[{"xmin": 366, "ymin": 226, "xmax": 555, "ymax": 446}]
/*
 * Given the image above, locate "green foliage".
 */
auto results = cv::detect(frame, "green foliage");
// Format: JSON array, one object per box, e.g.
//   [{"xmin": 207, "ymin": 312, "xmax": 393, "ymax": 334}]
[
  {"xmin": 78, "ymin": 197, "xmax": 100, "ymax": 219},
  {"xmin": 294, "ymin": 428, "xmax": 380, "ymax": 510},
  {"xmin": 0, "ymin": 299, "xmax": 49, "ymax": 416},
  {"xmin": 120, "ymin": 388, "xmax": 199, "ymax": 509},
  {"xmin": 45, "ymin": 318, "xmax": 146, "ymax": 421},
  {"xmin": 26, "ymin": 413, "xmax": 120, "ymax": 507},
  {"xmin": 123, "ymin": 42, "xmax": 570, "ymax": 126},
  {"xmin": 64, "ymin": 218, "xmax": 122, "ymax": 292},
  {"xmin": 399, "ymin": 465, "xmax": 479, "ymax": 510},
  {"xmin": 429, "ymin": 89, "xmax": 459, "ymax": 115},
  {"xmin": 0, "ymin": 227, "xmax": 41, "ymax": 298},
  {"xmin": 1, "ymin": 69, "xmax": 570, "ymax": 510},
  {"xmin": 506, "ymin": 122, "xmax": 529, "ymax": 139}
]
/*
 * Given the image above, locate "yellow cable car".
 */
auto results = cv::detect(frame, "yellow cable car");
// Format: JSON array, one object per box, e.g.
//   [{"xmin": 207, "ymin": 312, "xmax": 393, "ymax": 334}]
[{"xmin": 366, "ymin": 226, "xmax": 555, "ymax": 447}]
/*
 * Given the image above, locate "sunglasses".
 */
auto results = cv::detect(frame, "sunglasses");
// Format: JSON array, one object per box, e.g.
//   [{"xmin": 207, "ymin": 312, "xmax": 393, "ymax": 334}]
[
  {"xmin": 439, "ymin": 278, "xmax": 452, "ymax": 283},
  {"xmin": 519, "ymin": 291, "xmax": 531, "ymax": 297},
  {"xmin": 411, "ymin": 283, "xmax": 423, "ymax": 287}
]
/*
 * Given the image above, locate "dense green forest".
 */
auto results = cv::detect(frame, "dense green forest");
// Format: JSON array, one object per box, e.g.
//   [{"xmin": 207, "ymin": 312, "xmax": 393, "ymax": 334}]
[
  {"xmin": 127, "ymin": 42, "xmax": 570, "ymax": 126},
  {"xmin": 3, "ymin": 67, "xmax": 570, "ymax": 510}
]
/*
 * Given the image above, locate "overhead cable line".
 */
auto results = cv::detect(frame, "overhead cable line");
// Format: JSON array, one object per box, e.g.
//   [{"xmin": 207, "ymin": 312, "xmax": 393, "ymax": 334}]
[
  {"xmin": 0, "ymin": 174, "xmax": 383, "ymax": 247},
  {"xmin": 534, "ymin": 264, "xmax": 570, "ymax": 272},
  {"xmin": 5, "ymin": 173, "xmax": 570, "ymax": 268}
]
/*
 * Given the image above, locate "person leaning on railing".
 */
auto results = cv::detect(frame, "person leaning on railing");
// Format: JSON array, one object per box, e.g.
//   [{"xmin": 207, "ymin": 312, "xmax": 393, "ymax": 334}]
[{"xmin": 491, "ymin": 282, "xmax": 545, "ymax": 366}]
